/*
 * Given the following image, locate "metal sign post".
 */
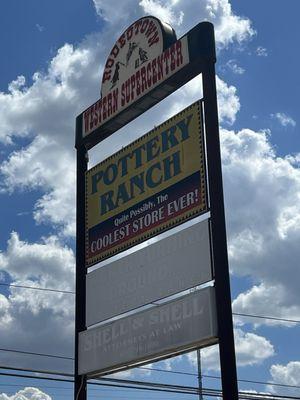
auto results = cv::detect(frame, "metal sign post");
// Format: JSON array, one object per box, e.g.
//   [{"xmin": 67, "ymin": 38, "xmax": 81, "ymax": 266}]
[
  {"xmin": 202, "ymin": 59, "xmax": 239, "ymax": 399},
  {"xmin": 74, "ymin": 115, "xmax": 87, "ymax": 400}
]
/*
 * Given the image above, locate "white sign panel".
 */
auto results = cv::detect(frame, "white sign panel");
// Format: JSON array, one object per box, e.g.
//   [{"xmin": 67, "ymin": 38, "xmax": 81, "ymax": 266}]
[
  {"xmin": 79, "ymin": 287, "xmax": 217, "ymax": 376},
  {"xmin": 86, "ymin": 220, "xmax": 212, "ymax": 326}
]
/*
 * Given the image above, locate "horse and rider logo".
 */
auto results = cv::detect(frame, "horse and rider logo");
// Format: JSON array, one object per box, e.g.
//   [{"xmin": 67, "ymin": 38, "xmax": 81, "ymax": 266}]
[{"xmin": 111, "ymin": 42, "xmax": 149, "ymax": 89}]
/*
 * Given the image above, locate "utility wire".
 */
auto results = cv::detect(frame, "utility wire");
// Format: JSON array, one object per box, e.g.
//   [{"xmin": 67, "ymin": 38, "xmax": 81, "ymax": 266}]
[
  {"xmin": 0, "ymin": 368, "xmax": 299, "ymax": 400},
  {"xmin": 0, "ymin": 282, "xmax": 74, "ymax": 294},
  {"xmin": 0, "ymin": 365, "xmax": 73, "ymax": 377},
  {"xmin": 0, "ymin": 347, "xmax": 73, "ymax": 361},
  {"xmin": 1, "ymin": 352, "xmax": 300, "ymax": 393},
  {"xmin": 233, "ymin": 312, "xmax": 300, "ymax": 325},
  {"xmin": 139, "ymin": 366, "xmax": 300, "ymax": 391}
]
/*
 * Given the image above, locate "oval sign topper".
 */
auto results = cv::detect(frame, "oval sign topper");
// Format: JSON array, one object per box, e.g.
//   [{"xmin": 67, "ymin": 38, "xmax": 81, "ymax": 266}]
[
  {"xmin": 82, "ymin": 16, "xmax": 190, "ymax": 140},
  {"xmin": 101, "ymin": 16, "xmax": 177, "ymax": 97}
]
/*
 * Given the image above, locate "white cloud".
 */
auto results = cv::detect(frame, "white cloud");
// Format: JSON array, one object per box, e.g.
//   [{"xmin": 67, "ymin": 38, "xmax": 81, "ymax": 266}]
[
  {"xmin": 139, "ymin": 0, "xmax": 184, "ymax": 26},
  {"xmin": 256, "ymin": 46, "xmax": 268, "ymax": 57},
  {"xmin": 0, "ymin": 136, "xmax": 76, "ymax": 236},
  {"xmin": 0, "ymin": 387, "xmax": 51, "ymax": 400},
  {"xmin": 233, "ymin": 283, "xmax": 300, "ymax": 327},
  {"xmin": 221, "ymin": 128, "xmax": 300, "ymax": 320},
  {"xmin": 271, "ymin": 112, "xmax": 296, "ymax": 127},
  {"xmin": 93, "ymin": 0, "xmax": 255, "ymax": 47},
  {"xmin": 187, "ymin": 328, "xmax": 274, "ymax": 371},
  {"xmin": 216, "ymin": 76, "xmax": 240, "ymax": 124},
  {"xmin": 36, "ymin": 23, "xmax": 45, "ymax": 32},
  {"xmin": 224, "ymin": 59, "xmax": 245, "ymax": 74},
  {"xmin": 267, "ymin": 361, "xmax": 300, "ymax": 396},
  {"xmin": 0, "ymin": 232, "xmax": 75, "ymax": 289},
  {"xmin": 0, "ymin": 36, "xmax": 106, "ymax": 235},
  {"xmin": 0, "ymin": 233, "xmax": 74, "ymax": 372}
]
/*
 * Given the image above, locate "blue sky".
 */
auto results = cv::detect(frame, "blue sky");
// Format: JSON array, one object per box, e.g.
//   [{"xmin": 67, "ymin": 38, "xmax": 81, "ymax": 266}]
[{"xmin": 0, "ymin": 1, "xmax": 300, "ymax": 399}]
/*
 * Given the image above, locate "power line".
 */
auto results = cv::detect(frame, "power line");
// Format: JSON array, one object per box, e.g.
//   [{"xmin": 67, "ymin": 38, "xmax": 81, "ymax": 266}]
[
  {"xmin": 0, "ymin": 365, "xmax": 73, "ymax": 377},
  {"xmin": 0, "ymin": 347, "xmax": 73, "ymax": 361},
  {"xmin": 1, "ymin": 350, "xmax": 300, "ymax": 393},
  {"xmin": 0, "ymin": 368, "xmax": 299, "ymax": 400},
  {"xmin": 0, "ymin": 370, "xmax": 73, "ymax": 383},
  {"xmin": 233, "ymin": 312, "xmax": 300, "ymax": 325},
  {"xmin": 0, "ymin": 282, "xmax": 74, "ymax": 294},
  {"xmin": 139, "ymin": 366, "xmax": 300, "ymax": 391}
]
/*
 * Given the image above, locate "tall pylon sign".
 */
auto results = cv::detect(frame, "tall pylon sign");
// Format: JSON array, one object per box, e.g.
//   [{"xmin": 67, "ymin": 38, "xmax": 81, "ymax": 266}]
[{"xmin": 75, "ymin": 16, "xmax": 239, "ymax": 400}]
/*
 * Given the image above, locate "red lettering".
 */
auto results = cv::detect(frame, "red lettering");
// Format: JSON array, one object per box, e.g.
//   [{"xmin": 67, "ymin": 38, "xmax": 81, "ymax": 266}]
[
  {"xmin": 112, "ymin": 88, "xmax": 118, "ymax": 113},
  {"xmin": 134, "ymin": 20, "xmax": 142, "ymax": 34},
  {"xmin": 125, "ymin": 79, "xmax": 130, "ymax": 104},
  {"xmin": 170, "ymin": 44, "xmax": 176, "ymax": 71},
  {"xmin": 118, "ymin": 33, "xmax": 126, "ymax": 48},
  {"xmin": 126, "ymin": 26, "xmax": 133, "ymax": 40},
  {"xmin": 148, "ymin": 31, "xmax": 159, "ymax": 47},
  {"xmin": 121, "ymin": 83, "xmax": 125, "ymax": 107},
  {"xmin": 97, "ymin": 100, "xmax": 102, "ymax": 124},
  {"xmin": 107, "ymin": 93, "xmax": 112, "ymax": 117},
  {"xmin": 164, "ymin": 48, "xmax": 170, "ymax": 75},
  {"xmin": 105, "ymin": 58, "xmax": 114, "ymax": 69},
  {"xmin": 102, "ymin": 70, "xmax": 111, "ymax": 83},
  {"xmin": 141, "ymin": 66, "xmax": 147, "ymax": 92},
  {"xmin": 95, "ymin": 101, "xmax": 101, "ymax": 126},
  {"xmin": 136, "ymin": 70, "xmax": 141, "ymax": 96},
  {"xmin": 130, "ymin": 75, "xmax": 136, "ymax": 101},
  {"xmin": 157, "ymin": 54, "xmax": 163, "ymax": 80},
  {"xmin": 176, "ymin": 40, "xmax": 183, "ymax": 66},
  {"xmin": 102, "ymin": 97, "xmax": 107, "ymax": 120},
  {"xmin": 145, "ymin": 21, "xmax": 157, "ymax": 38},
  {"xmin": 147, "ymin": 63, "xmax": 152, "ymax": 87},
  {"xmin": 141, "ymin": 19, "xmax": 149, "ymax": 33},
  {"xmin": 111, "ymin": 44, "xmax": 119, "ymax": 58},
  {"xmin": 152, "ymin": 59, "xmax": 157, "ymax": 84}
]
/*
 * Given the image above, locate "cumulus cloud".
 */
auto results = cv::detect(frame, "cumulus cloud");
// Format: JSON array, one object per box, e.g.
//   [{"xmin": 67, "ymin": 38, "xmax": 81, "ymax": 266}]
[
  {"xmin": 0, "ymin": 233, "xmax": 74, "ymax": 372},
  {"xmin": 0, "ymin": 37, "xmax": 106, "ymax": 235},
  {"xmin": 267, "ymin": 361, "xmax": 300, "ymax": 397},
  {"xmin": 223, "ymin": 59, "xmax": 245, "ymax": 74},
  {"xmin": 0, "ymin": 387, "xmax": 51, "ymax": 400},
  {"xmin": 0, "ymin": 136, "xmax": 76, "ymax": 236},
  {"xmin": 256, "ymin": 46, "xmax": 268, "ymax": 57},
  {"xmin": 93, "ymin": 0, "xmax": 255, "ymax": 46},
  {"xmin": 35, "ymin": 23, "xmax": 45, "ymax": 33},
  {"xmin": 271, "ymin": 112, "xmax": 296, "ymax": 128},
  {"xmin": 0, "ymin": 40, "xmax": 102, "ymax": 146},
  {"xmin": 187, "ymin": 328, "xmax": 274, "ymax": 371},
  {"xmin": 233, "ymin": 283, "xmax": 300, "ymax": 327},
  {"xmin": 139, "ymin": 0, "xmax": 184, "ymax": 26},
  {"xmin": 222, "ymin": 128, "xmax": 300, "ymax": 322}
]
